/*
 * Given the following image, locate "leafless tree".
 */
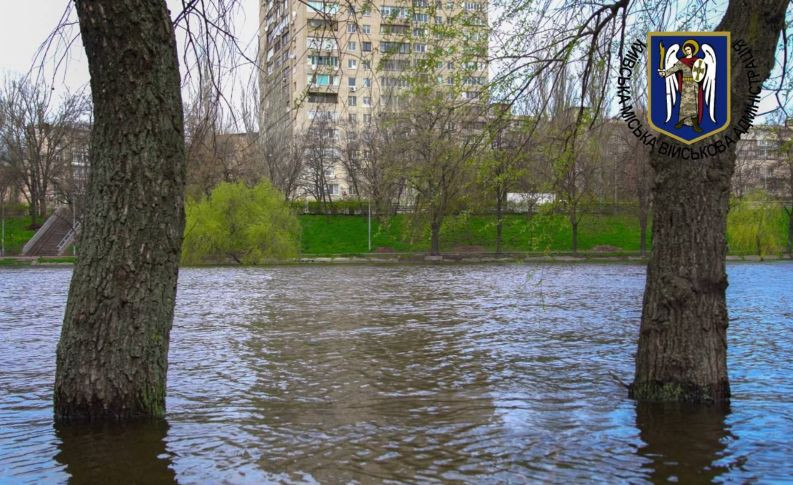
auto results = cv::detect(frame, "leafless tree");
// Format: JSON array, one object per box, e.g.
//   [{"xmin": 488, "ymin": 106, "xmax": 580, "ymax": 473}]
[{"xmin": 0, "ymin": 77, "xmax": 89, "ymax": 227}]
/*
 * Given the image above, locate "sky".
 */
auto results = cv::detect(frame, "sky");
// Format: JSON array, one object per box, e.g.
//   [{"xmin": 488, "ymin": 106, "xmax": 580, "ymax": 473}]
[
  {"xmin": 0, "ymin": 1, "xmax": 784, "ymax": 119},
  {"xmin": 0, "ymin": 0, "xmax": 261, "ymax": 96}
]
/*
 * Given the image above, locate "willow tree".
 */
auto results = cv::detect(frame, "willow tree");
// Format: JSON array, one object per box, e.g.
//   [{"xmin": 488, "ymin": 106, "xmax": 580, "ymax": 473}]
[
  {"xmin": 630, "ymin": 0, "xmax": 790, "ymax": 403},
  {"xmin": 54, "ymin": 0, "xmax": 185, "ymax": 420},
  {"xmin": 491, "ymin": 0, "xmax": 791, "ymax": 402}
]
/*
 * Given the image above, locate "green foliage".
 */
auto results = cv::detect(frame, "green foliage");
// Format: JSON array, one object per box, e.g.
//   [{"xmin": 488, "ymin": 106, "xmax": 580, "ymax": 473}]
[
  {"xmin": 727, "ymin": 191, "xmax": 787, "ymax": 257},
  {"xmin": 182, "ymin": 181, "xmax": 300, "ymax": 265}
]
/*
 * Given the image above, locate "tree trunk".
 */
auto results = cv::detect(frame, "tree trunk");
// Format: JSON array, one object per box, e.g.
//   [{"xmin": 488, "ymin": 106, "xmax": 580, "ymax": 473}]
[
  {"xmin": 630, "ymin": 0, "xmax": 788, "ymax": 403},
  {"xmin": 430, "ymin": 219, "xmax": 441, "ymax": 255},
  {"xmin": 571, "ymin": 220, "xmax": 578, "ymax": 255},
  {"xmin": 639, "ymin": 211, "xmax": 648, "ymax": 257},
  {"xmin": 785, "ymin": 206, "xmax": 792, "ymax": 256},
  {"xmin": 29, "ymin": 197, "xmax": 39, "ymax": 227},
  {"xmin": 54, "ymin": 0, "xmax": 185, "ymax": 420},
  {"xmin": 495, "ymin": 193, "xmax": 504, "ymax": 255}
]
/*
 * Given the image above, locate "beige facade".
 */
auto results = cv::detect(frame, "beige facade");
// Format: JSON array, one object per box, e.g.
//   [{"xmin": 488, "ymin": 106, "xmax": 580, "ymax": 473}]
[
  {"xmin": 259, "ymin": 0, "xmax": 489, "ymax": 200},
  {"xmin": 734, "ymin": 125, "xmax": 791, "ymax": 198}
]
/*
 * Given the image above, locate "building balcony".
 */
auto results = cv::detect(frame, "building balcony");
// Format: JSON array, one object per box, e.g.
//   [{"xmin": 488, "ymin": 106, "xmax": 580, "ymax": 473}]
[{"xmin": 306, "ymin": 84, "xmax": 340, "ymax": 94}]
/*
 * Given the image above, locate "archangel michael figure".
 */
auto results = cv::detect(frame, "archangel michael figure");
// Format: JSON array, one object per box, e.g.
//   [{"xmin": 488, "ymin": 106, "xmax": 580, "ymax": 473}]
[{"xmin": 657, "ymin": 39, "xmax": 717, "ymax": 133}]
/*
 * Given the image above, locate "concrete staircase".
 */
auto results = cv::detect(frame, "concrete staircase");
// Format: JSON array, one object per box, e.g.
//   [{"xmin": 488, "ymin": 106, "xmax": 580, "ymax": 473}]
[{"xmin": 22, "ymin": 207, "xmax": 78, "ymax": 257}]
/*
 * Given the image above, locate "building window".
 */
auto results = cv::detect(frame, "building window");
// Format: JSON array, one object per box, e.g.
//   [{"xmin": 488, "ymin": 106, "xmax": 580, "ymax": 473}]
[
  {"xmin": 348, "ymin": 113, "xmax": 358, "ymax": 124},
  {"xmin": 380, "ymin": 42, "xmax": 410, "ymax": 54},
  {"xmin": 306, "ymin": 1, "xmax": 339, "ymax": 14},
  {"xmin": 381, "ymin": 5, "xmax": 409, "ymax": 18},
  {"xmin": 348, "ymin": 95, "xmax": 357, "ymax": 106},
  {"xmin": 413, "ymin": 28, "xmax": 426, "ymax": 36},
  {"xmin": 362, "ymin": 24, "xmax": 371, "ymax": 33},
  {"xmin": 435, "ymin": 15, "xmax": 443, "ymax": 24},
  {"xmin": 347, "ymin": 23, "xmax": 357, "ymax": 33},
  {"xmin": 308, "ymin": 93, "xmax": 338, "ymax": 103},
  {"xmin": 363, "ymin": 60, "xmax": 371, "ymax": 70},
  {"xmin": 362, "ymin": 41, "xmax": 372, "ymax": 52},
  {"xmin": 308, "ymin": 55, "xmax": 339, "ymax": 67},
  {"xmin": 363, "ymin": 77, "xmax": 371, "ymax": 87},
  {"xmin": 328, "ymin": 184, "xmax": 340, "ymax": 196},
  {"xmin": 414, "ymin": 43, "xmax": 426, "ymax": 53},
  {"xmin": 348, "ymin": 40, "xmax": 357, "ymax": 51},
  {"xmin": 364, "ymin": 114, "xmax": 372, "ymax": 123},
  {"xmin": 348, "ymin": 59, "xmax": 358, "ymax": 69},
  {"xmin": 307, "ymin": 74, "xmax": 340, "ymax": 86},
  {"xmin": 413, "ymin": 13, "xmax": 429, "ymax": 22},
  {"xmin": 348, "ymin": 77, "xmax": 356, "ymax": 87},
  {"xmin": 363, "ymin": 96, "xmax": 372, "ymax": 107},
  {"xmin": 307, "ymin": 37, "xmax": 338, "ymax": 50}
]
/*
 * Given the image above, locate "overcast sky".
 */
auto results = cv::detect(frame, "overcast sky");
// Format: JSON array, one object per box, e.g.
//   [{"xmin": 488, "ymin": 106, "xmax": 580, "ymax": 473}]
[
  {"xmin": 0, "ymin": 1, "xmax": 783, "ymax": 117},
  {"xmin": 0, "ymin": 0, "xmax": 260, "ymax": 96}
]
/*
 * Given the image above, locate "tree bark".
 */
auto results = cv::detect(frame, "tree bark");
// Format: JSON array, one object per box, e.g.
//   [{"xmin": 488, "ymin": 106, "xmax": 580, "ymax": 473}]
[
  {"xmin": 639, "ymin": 208, "xmax": 648, "ymax": 257},
  {"xmin": 54, "ymin": 0, "xmax": 185, "ymax": 420},
  {"xmin": 571, "ymin": 219, "xmax": 578, "ymax": 255},
  {"xmin": 430, "ymin": 219, "xmax": 441, "ymax": 255},
  {"xmin": 630, "ymin": 0, "xmax": 788, "ymax": 403},
  {"xmin": 496, "ymin": 192, "xmax": 504, "ymax": 255}
]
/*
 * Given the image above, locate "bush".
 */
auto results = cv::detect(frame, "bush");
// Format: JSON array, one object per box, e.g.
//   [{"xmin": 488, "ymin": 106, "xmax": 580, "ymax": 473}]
[
  {"xmin": 182, "ymin": 181, "xmax": 300, "ymax": 264},
  {"xmin": 727, "ymin": 190, "xmax": 787, "ymax": 257}
]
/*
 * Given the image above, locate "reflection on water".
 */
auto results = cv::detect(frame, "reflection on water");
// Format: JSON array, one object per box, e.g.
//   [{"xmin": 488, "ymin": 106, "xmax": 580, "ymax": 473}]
[
  {"xmin": 636, "ymin": 403, "xmax": 732, "ymax": 483},
  {"xmin": 1, "ymin": 262, "xmax": 792, "ymax": 483},
  {"xmin": 54, "ymin": 420, "xmax": 175, "ymax": 485}
]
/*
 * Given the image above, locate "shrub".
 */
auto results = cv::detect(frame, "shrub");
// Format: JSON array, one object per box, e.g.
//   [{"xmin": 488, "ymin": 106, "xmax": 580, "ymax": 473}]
[{"xmin": 182, "ymin": 181, "xmax": 300, "ymax": 264}]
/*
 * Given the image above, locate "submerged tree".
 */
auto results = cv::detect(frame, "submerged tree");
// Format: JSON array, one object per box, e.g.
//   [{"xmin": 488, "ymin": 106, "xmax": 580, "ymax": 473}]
[
  {"xmin": 630, "ymin": 1, "xmax": 790, "ymax": 403},
  {"xmin": 54, "ymin": 0, "xmax": 186, "ymax": 420}
]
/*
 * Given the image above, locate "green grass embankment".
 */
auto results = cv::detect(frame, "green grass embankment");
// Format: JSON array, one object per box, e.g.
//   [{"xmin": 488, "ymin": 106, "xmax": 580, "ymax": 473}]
[
  {"xmin": 1, "ymin": 215, "xmax": 35, "ymax": 255},
  {"xmin": 299, "ymin": 213, "xmax": 650, "ymax": 255}
]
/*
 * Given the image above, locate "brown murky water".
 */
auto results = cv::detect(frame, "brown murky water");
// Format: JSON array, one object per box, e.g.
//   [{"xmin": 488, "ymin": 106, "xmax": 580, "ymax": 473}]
[{"xmin": 1, "ymin": 263, "xmax": 792, "ymax": 483}]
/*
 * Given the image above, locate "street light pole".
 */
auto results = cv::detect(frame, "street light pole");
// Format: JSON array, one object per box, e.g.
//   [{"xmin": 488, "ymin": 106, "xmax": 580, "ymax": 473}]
[{"xmin": 368, "ymin": 197, "xmax": 372, "ymax": 252}]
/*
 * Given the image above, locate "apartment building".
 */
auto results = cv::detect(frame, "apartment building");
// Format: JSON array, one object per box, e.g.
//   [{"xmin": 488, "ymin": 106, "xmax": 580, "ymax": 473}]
[
  {"xmin": 259, "ymin": 0, "xmax": 489, "ymax": 200},
  {"xmin": 733, "ymin": 125, "xmax": 791, "ymax": 198}
]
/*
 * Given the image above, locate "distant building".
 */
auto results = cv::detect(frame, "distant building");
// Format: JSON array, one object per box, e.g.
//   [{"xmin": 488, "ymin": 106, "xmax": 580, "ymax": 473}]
[
  {"xmin": 258, "ymin": 0, "xmax": 489, "ymax": 200},
  {"xmin": 733, "ymin": 125, "xmax": 790, "ymax": 198}
]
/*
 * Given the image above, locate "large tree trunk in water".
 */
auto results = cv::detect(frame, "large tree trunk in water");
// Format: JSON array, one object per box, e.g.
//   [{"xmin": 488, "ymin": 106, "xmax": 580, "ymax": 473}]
[
  {"xmin": 631, "ymin": 0, "xmax": 787, "ymax": 403},
  {"xmin": 54, "ymin": 0, "xmax": 185, "ymax": 420}
]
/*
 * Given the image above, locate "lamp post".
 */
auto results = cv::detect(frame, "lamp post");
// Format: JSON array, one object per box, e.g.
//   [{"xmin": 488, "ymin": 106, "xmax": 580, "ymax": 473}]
[{"xmin": 368, "ymin": 197, "xmax": 372, "ymax": 252}]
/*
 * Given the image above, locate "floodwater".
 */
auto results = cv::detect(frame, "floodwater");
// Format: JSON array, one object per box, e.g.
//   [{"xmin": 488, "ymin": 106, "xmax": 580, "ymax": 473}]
[{"xmin": 1, "ymin": 262, "xmax": 791, "ymax": 484}]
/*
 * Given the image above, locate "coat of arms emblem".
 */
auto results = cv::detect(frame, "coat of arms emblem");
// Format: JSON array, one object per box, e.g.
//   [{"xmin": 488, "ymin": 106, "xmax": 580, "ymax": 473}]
[{"xmin": 647, "ymin": 32, "xmax": 731, "ymax": 145}]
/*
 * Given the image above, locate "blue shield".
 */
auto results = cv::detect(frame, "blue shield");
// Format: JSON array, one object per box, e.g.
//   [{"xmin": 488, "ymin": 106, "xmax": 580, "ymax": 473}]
[{"xmin": 647, "ymin": 32, "xmax": 731, "ymax": 145}]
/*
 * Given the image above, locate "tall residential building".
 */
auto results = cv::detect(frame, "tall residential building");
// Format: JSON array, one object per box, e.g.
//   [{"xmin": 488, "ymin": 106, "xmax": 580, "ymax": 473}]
[{"xmin": 259, "ymin": 0, "xmax": 489, "ymax": 199}]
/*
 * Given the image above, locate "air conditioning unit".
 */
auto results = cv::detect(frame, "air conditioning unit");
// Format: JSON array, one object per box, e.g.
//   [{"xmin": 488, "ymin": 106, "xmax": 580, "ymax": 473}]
[
  {"xmin": 311, "ymin": 64, "xmax": 316, "ymax": 70},
  {"xmin": 349, "ymin": 86, "xmax": 356, "ymax": 92}
]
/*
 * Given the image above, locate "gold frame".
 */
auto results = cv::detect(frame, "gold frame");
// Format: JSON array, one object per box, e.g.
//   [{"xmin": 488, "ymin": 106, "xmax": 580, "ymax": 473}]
[{"xmin": 646, "ymin": 31, "xmax": 731, "ymax": 146}]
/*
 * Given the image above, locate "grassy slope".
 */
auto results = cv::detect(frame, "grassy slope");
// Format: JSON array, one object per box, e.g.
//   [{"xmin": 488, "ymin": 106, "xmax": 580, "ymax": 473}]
[
  {"xmin": 300, "ymin": 213, "xmax": 651, "ymax": 254},
  {"xmin": 1, "ymin": 216, "xmax": 35, "ymax": 255},
  {"xmin": 4, "ymin": 210, "xmax": 789, "ymax": 258}
]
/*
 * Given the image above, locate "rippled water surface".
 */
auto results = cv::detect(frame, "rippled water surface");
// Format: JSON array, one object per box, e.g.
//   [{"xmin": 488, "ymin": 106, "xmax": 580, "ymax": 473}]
[{"xmin": 1, "ymin": 262, "xmax": 792, "ymax": 483}]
